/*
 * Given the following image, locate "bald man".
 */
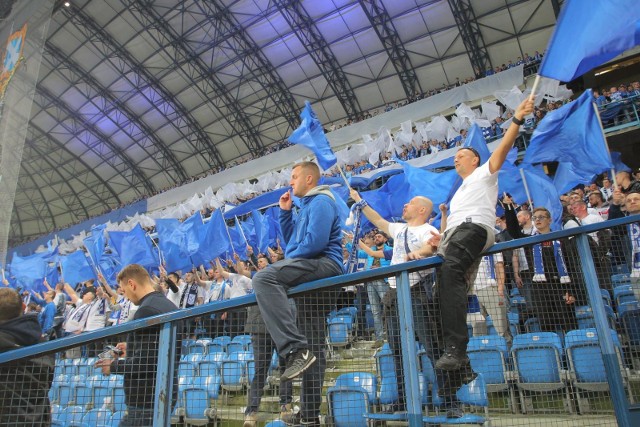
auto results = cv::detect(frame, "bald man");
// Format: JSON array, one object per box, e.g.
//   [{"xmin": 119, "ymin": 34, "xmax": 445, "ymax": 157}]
[{"xmin": 351, "ymin": 189, "xmax": 468, "ymax": 416}]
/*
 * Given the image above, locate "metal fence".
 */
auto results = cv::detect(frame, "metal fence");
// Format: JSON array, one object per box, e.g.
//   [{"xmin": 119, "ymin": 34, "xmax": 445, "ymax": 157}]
[{"xmin": 1, "ymin": 215, "xmax": 640, "ymax": 426}]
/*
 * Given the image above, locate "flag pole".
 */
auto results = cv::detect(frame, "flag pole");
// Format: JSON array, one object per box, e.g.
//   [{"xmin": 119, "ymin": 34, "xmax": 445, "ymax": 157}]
[
  {"xmin": 336, "ymin": 164, "xmax": 351, "ymax": 189},
  {"xmin": 529, "ymin": 74, "xmax": 541, "ymax": 102},
  {"xmin": 591, "ymin": 101, "xmax": 618, "ymax": 190},
  {"xmin": 519, "ymin": 168, "xmax": 535, "ymax": 209},
  {"xmin": 234, "ymin": 217, "xmax": 248, "ymax": 245},
  {"xmin": 149, "ymin": 234, "xmax": 165, "ymax": 266},
  {"xmin": 223, "ymin": 219, "xmax": 237, "ymax": 257}
]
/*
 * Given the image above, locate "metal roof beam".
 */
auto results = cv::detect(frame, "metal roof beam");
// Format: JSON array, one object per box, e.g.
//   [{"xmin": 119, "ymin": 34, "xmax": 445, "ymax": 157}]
[
  {"xmin": 447, "ymin": 0, "xmax": 492, "ymax": 77},
  {"xmin": 358, "ymin": 0, "xmax": 422, "ymax": 99},
  {"xmin": 273, "ymin": 0, "xmax": 362, "ymax": 121},
  {"xmin": 127, "ymin": 0, "xmax": 266, "ymax": 155},
  {"xmin": 59, "ymin": 5, "xmax": 226, "ymax": 169}
]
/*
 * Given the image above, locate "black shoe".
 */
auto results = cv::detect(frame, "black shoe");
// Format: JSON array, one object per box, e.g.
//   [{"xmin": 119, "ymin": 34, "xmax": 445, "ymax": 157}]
[
  {"xmin": 446, "ymin": 406, "xmax": 464, "ymax": 419},
  {"xmin": 281, "ymin": 349, "xmax": 316, "ymax": 382},
  {"xmin": 435, "ymin": 347, "xmax": 469, "ymax": 371}
]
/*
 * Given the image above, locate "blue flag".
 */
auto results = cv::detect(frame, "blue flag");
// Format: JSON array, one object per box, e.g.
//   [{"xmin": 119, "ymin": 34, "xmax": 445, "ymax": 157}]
[
  {"xmin": 397, "ymin": 159, "xmax": 460, "ymax": 207},
  {"xmin": 523, "ymin": 90, "xmax": 612, "ymax": 174},
  {"xmin": 329, "ymin": 186, "xmax": 352, "ymax": 231},
  {"xmin": 227, "ymin": 222, "xmax": 248, "ymax": 260},
  {"xmin": 240, "ymin": 216, "xmax": 257, "ymax": 249},
  {"xmin": 521, "ymin": 166, "xmax": 563, "ymax": 231},
  {"xmin": 497, "ymin": 161, "xmax": 529, "ymax": 205},
  {"xmin": 60, "ymin": 251, "xmax": 96, "ymax": 286},
  {"xmin": 463, "ymin": 124, "xmax": 491, "ymax": 165},
  {"xmin": 289, "ymin": 101, "xmax": 336, "ymax": 170},
  {"xmin": 155, "ymin": 218, "xmax": 192, "ymax": 272},
  {"xmin": 264, "ymin": 207, "xmax": 284, "ymax": 249},
  {"xmin": 539, "ymin": 0, "xmax": 640, "ymax": 81},
  {"xmin": 611, "ymin": 151, "xmax": 632, "ymax": 173},
  {"xmin": 10, "ymin": 248, "xmax": 57, "ymax": 291},
  {"xmin": 109, "ymin": 224, "xmax": 157, "ymax": 269},
  {"xmin": 182, "ymin": 211, "xmax": 204, "ymax": 259},
  {"xmin": 83, "ymin": 224, "xmax": 106, "ymax": 274},
  {"xmin": 553, "ymin": 162, "xmax": 597, "ymax": 195},
  {"xmin": 196, "ymin": 209, "xmax": 231, "ymax": 265},
  {"xmin": 98, "ymin": 251, "xmax": 121, "ymax": 285},
  {"xmin": 360, "ymin": 174, "xmax": 409, "ymax": 223},
  {"xmin": 251, "ymin": 210, "xmax": 271, "ymax": 255}
]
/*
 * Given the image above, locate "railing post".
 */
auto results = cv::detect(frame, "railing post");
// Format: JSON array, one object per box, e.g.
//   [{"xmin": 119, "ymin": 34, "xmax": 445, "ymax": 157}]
[
  {"xmin": 396, "ymin": 270, "xmax": 422, "ymax": 426},
  {"xmin": 154, "ymin": 321, "xmax": 177, "ymax": 427},
  {"xmin": 575, "ymin": 234, "xmax": 632, "ymax": 426}
]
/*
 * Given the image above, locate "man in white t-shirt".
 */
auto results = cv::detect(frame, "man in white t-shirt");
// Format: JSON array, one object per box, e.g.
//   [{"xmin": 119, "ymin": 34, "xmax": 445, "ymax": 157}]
[
  {"xmin": 351, "ymin": 190, "xmax": 463, "ymax": 415},
  {"xmin": 429, "ymin": 98, "xmax": 533, "ymax": 372},
  {"xmin": 216, "ymin": 258, "xmax": 253, "ymax": 337}
]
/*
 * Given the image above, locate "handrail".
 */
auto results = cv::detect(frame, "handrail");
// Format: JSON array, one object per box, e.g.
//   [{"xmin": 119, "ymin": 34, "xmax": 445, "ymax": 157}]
[{"xmin": 1, "ymin": 213, "xmax": 637, "ymax": 364}]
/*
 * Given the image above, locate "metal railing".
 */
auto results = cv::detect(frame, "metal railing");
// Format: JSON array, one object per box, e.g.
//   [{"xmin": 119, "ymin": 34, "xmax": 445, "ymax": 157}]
[{"xmin": 2, "ymin": 215, "xmax": 640, "ymax": 426}]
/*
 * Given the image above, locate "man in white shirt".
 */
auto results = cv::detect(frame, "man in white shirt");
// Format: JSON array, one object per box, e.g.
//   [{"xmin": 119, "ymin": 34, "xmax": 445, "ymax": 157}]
[
  {"xmin": 215, "ymin": 258, "xmax": 253, "ymax": 337},
  {"xmin": 429, "ymin": 98, "xmax": 533, "ymax": 372}
]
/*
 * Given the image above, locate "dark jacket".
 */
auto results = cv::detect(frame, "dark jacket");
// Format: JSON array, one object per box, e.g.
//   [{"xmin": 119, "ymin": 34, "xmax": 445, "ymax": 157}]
[
  {"xmin": 0, "ymin": 314, "xmax": 54, "ymax": 426},
  {"xmin": 111, "ymin": 291, "xmax": 178, "ymax": 409}
]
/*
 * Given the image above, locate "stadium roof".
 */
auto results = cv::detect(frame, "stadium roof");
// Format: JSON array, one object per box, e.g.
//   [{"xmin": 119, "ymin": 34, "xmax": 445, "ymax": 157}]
[{"xmin": 12, "ymin": 0, "xmax": 558, "ymax": 242}]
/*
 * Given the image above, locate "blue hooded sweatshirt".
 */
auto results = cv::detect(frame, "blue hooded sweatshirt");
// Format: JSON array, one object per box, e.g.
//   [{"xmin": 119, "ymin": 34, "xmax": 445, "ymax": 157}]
[{"xmin": 279, "ymin": 185, "xmax": 343, "ymax": 268}]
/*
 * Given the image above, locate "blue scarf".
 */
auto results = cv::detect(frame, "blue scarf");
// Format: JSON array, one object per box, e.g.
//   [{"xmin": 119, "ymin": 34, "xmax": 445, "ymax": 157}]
[
  {"xmin": 210, "ymin": 281, "xmax": 227, "ymax": 320},
  {"xmin": 630, "ymin": 223, "xmax": 640, "ymax": 279},
  {"xmin": 532, "ymin": 240, "xmax": 570, "ymax": 283},
  {"xmin": 345, "ymin": 201, "xmax": 365, "ymax": 274},
  {"xmin": 485, "ymin": 255, "xmax": 496, "ymax": 281}
]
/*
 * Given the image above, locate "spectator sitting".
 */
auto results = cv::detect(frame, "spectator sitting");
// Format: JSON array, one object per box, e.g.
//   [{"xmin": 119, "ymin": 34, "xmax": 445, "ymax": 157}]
[{"xmin": 0, "ymin": 288, "xmax": 54, "ymax": 425}]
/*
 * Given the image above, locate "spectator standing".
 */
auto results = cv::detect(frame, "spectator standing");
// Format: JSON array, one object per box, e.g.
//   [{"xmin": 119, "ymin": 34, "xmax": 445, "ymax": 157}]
[{"xmin": 95, "ymin": 264, "xmax": 178, "ymax": 426}]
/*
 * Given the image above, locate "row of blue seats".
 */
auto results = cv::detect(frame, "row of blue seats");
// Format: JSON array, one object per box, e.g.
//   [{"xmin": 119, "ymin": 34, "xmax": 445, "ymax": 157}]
[
  {"xmin": 51, "ymin": 405, "xmax": 124, "ymax": 427},
  {"xmin": 50, "ymin": 373, "xmax": 127, "ymax": 412},
  {"xmin": 185, "ymin": 334, "xmax": 253, "ymax": 355}
]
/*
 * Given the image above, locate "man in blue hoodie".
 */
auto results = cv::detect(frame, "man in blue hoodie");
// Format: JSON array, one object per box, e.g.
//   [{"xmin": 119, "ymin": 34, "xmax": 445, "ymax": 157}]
[{"xmin": 252, "ymin": 161, "xmax": 342, "ymax": 426}]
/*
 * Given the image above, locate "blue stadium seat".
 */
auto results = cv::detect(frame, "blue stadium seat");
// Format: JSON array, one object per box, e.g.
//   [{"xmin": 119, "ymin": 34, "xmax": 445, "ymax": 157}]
[
  {"xmin": 612, "ymin": 273, "xmax": 631, "ymax": 287},
  {"xmin": 203, "ymin": 351, "xmax": 226, "ymax": 365},
  {"xmin": 511, "ymin": 332, "xmax": 573, "ymax": 414},
  {"xmin": 60, "ymin": 405, "xmax": 84, "ymax": 425},
  {"xmin": 82, "ymin": 408, "xmax": 112, "ymax": 427},
  {"xmin": 198, "ymin": 360, "xmax": 220, "ymax": 378},
  {"xmin": 614, "ymin": 285, "xmax": 638, "ymax": 306},
  {"xmin": 221, "ymin": 351, "xmax": 253, "ymax": 395},
  {"xmin": 264, "ymin": 421, "xmax": 287, "ymax": 427},
  {"xmin": 601, "ymin": 289, "xmax": 612, "ymax": 307},
  {"xmin": 111, "ymin": 411, "xmax": 124, "ymax": 426},
  {"xmin": 183, "ymin": 380, "xmax": 217, "ymax": 426},
  {"xmin": 92, "ymin": 382, "xmax": 113, "ymax": 410},
  {"xmin": 565, "ymin": 328, "xmax": 630, "ymax": 413},
  {"xmin": 112, "ymin": 386, "xmax": 127, "ymax": 413},
  {"xmin": 575, "ymin": 305, "xmax": 616, "ymax": 330},
  {"xmin": 226, "ymin": 341, "xmax": 246, "ymax": 354},
  {"xmin": 187, "ymin": 340, "xmax": 207, "ymax": 355},
  {"xmin": 327, "ymin": 317, "xmax": 352, "ymax": 347},
  {"xmin": 327, "ymin": 372, "xmax": 377, "ymax": 427},
  {"xmin": 618, "ymin": 301, "xmax": 640, "ymax": 317},
  {"xmin": 467, "ymin": 335, "xmax": 517, "ymax": 413},
  {"xmin": 62, "ymin": 358, "xmax": 78, "ymax": 376},
  {"xmin": 210, "ymin": 335, "xmax": 231, "ymax": 353},
  {"xmin": 375, "ymin": 344, "xmax": 399, "ymax": 407},
  {"xmin": 524, "ymin": 317, "xmax": 541, "ymax": 333},
  {"xmin": 620, "ymin": 307, "xmax": 640, "ymax": 349},
  {"xmin": 422, "ymin": 374, "xmax": 489, "ymax": 425}
]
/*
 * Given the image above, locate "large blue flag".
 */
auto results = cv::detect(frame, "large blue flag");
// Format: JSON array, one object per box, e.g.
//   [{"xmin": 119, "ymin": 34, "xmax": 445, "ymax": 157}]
[
  {"xmin": 463, "ymin": 124, "xmax": 491, "ymax": 165},
  {"xmin": 182, "ymin": 211, "xmax": 204, "ymax": 259},
  {"xmin": 539, "ymin": 0, "xmax": 640, "ymax": 81},
  {"xmin": 289, "ymin": 101, "xmax": 337, "ymax": 170},
  {"xmin": 264, "ymin": 207, "xmax": 284, "ymax": 249},
  {"xmin": 397, "ymin": 159, "xmax": 460, "ymax": 207},
  {"xmin": 239, "ymin": 216, "xmax": 257, "ymax": 249},
  {"xmin": 60, "ymin": 251, "xmax": 96, "ymax": 286},
  {"xmin": 196, "ymin": 209, "xmax": 231, "ymax": 265},
  {"xmin": 521, "ymin": 166, "xmax": 563, "ymax": 231},
  {"xmin": 360, "ymin": 174, "xmax": 409, "ymax": 223},
  {"xmin": 227, "ymin": 222, "xmax": 248, "ymax": 260},
  {"xmin": 251, "ymin": 210, "xmax": 271, "ymax": 255},
  {"xmin": 10, "ymin": 248, "xmax": 57, "ymax": 291},
  {"xmin": 155, "ymin": 218, "xmax": 192, "ymax": 272},
  {"xmin": 553, "ymin": 162, "xmax": 597, "ymax": 195},
  {"xmin": 83, "ymin": 224, "xmax": 106, "ymax": 274},
  {"xmin": 611, "ymin": 151, "xmax": 632, "ymax": 173},
  {"xmin": 523, "ymin": 90, "xmax": 612, "ymax": 174},
  {"xmin": 98, "ymin": 251, "xmax": 121, "ymax": 285},
  {"xmin": 329, "ymin": 186, "xmax": 352, "ymax": 231},
  {"xmin": 109, "ymin": 224, "xmax": 157, "ymax": 269}
]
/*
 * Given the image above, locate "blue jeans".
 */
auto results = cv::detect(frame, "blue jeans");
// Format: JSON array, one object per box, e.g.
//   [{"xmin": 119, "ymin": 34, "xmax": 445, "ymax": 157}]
[{"xmin": 367, "ymin": 279, "xmax": 389, "ymax": 340}]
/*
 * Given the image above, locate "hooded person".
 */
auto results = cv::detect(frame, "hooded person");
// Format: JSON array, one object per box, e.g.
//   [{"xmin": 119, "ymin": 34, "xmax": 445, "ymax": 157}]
[{"xmin": 0, "ymin": 288, "xmax": 54, "ymax": 426}]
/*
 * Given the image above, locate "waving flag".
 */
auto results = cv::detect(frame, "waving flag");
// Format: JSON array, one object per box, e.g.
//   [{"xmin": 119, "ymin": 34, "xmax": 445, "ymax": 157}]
[
  {"xmin": 462, "ymin": 124, "xmax": 491, "ymax": 165},
  {"xmin": 553, "ymin": 162, "xmax": 597, "ymax": 195},
  {"xmin": 289, "ymin": 101, "xmax": 336, "ymax": 170},
  {"xmin": 10, "ymin": 247, "xmax": 57, "ymax": 291},
  {"xmin": 196, "ymin": 209, "xmax": 231, "ymax": 265},
  {"xmin": 523, "ymin": 90, "xmax": 612, "ymax": 174},
  {"xmin": 109, "ymin": 224, "xmax": 157, "ymax": 269},
  {"xmin": 251, "ymin": 210, "xmax": 271, "ymax": 255},
  {"xmin": 83, "ymin": 224, "xmax": 106, "ymax": 272},
  {"xmin": 155, "ymin": 218, "xmax": 191, "ymax": 272},
  {"xmin": 539, "ymin": 0, "xmax": 640, "ymax": 81},
  {"xmin": 521, "ymin": 166, "xmax": 563, "ymax": 231},
  {"xmin": 60, "ymin": 251, "xmax": 96, "ymax": 286}
]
